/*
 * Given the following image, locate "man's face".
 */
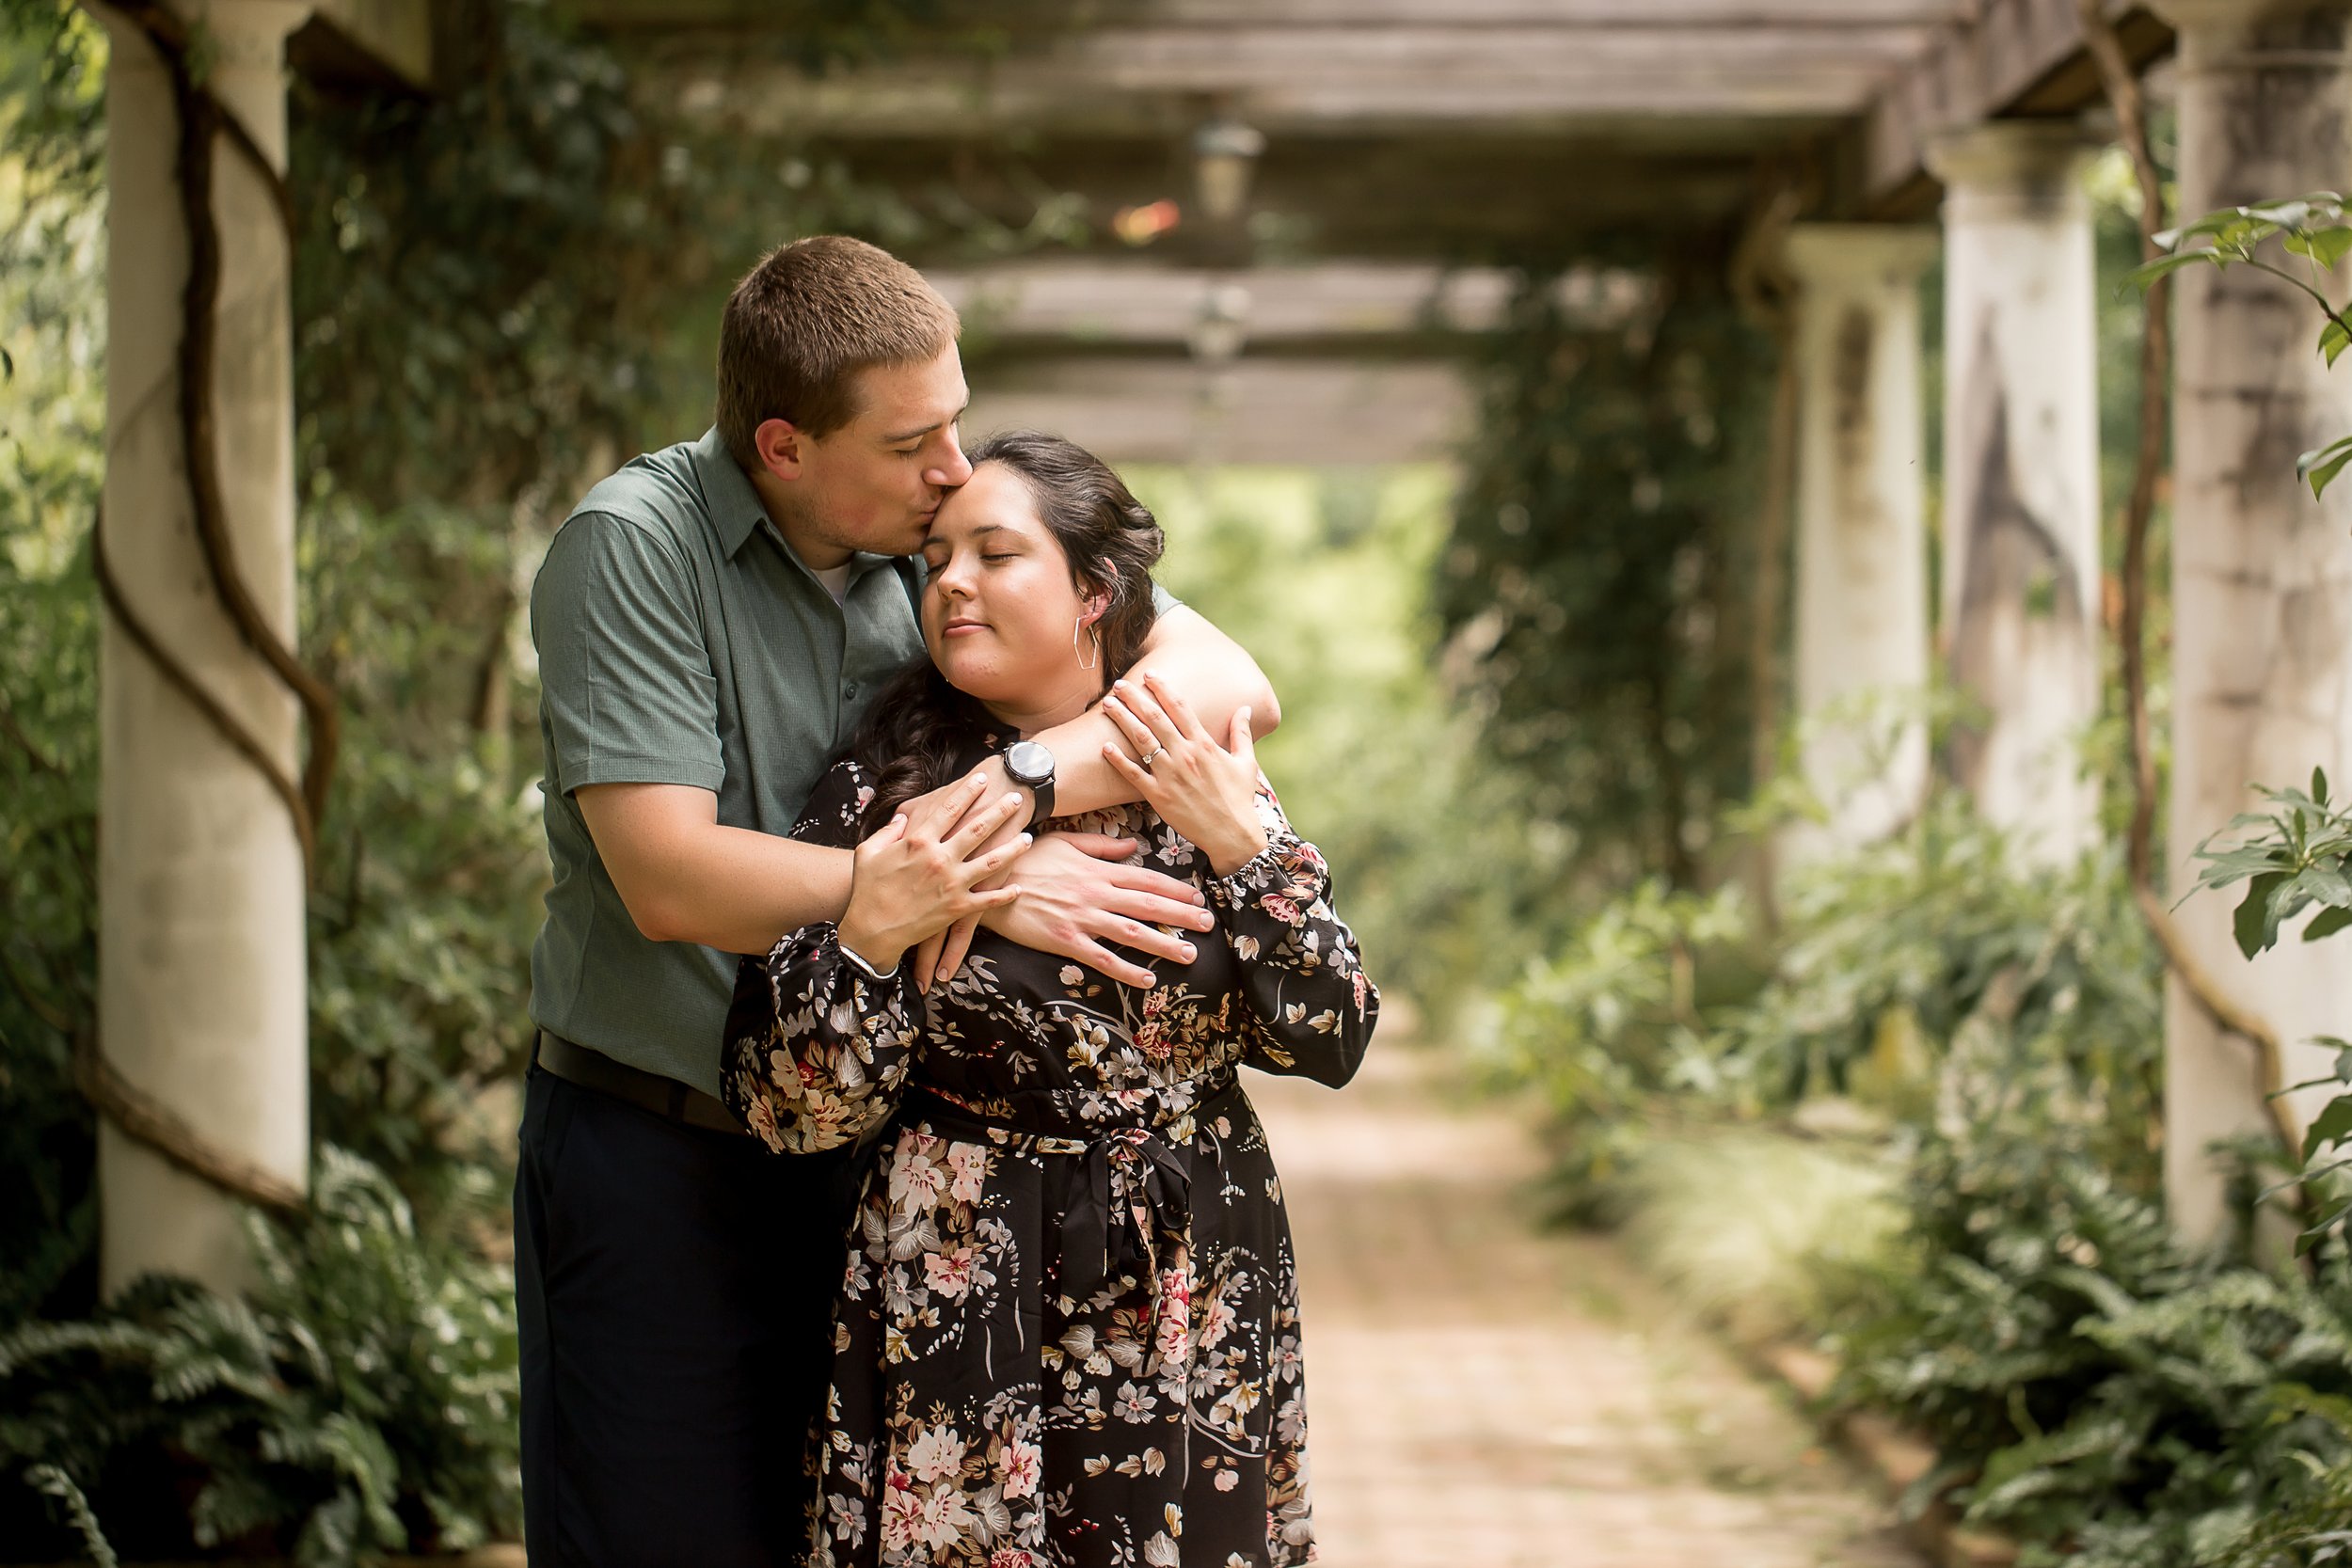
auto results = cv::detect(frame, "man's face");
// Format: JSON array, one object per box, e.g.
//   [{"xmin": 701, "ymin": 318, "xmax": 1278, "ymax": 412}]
[{"xmin": 781, "ymin": 346, "xmax": 974, "ymax": 559}]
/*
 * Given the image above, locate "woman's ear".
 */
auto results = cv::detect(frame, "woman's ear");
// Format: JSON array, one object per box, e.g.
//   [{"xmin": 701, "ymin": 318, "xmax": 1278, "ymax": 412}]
[{"xmin": 1080, "ymin": 588, "xmax": 1112, "ymax": 627}]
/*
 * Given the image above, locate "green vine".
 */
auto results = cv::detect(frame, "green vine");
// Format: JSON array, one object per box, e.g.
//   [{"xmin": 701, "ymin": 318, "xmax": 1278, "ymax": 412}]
[{"xmin": 1438, "ymin": 245, "xmax": 1774, "ymax": 890}]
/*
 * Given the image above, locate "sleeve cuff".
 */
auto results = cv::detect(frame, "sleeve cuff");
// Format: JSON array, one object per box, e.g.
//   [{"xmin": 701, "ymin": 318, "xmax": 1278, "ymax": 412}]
[{"xmin": 1210, "ymin": 840, "xmax": 1291, "ymax": 907}]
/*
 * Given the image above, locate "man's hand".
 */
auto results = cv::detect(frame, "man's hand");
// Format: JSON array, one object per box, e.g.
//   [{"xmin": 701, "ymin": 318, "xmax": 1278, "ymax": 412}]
[
  {"xmin": 916, "ymin": 832, "xmax": 1216, "ymax": 990},
  {"xmin": 834, "ymin": 776, "xmax": 1032, "ymax": 973}
]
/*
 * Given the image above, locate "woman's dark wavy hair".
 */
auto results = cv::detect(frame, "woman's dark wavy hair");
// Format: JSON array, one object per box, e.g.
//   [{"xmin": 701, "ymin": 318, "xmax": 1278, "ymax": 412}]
[{"xmin": 845, "ymin": 430, "xmax": 1166, "ymax": 832}]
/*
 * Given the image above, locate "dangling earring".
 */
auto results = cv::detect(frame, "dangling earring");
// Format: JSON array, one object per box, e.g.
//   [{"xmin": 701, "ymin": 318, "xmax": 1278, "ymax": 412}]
[{"xmin": 1073, "ymin": 613, "xmax": 1100, "ymax": 671}]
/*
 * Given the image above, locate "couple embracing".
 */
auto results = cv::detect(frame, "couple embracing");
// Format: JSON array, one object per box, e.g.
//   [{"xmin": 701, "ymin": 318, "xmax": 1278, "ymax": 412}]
[{"xmin": 516, "ymin": 235, "xmax": 1379, "ymax": 1568}]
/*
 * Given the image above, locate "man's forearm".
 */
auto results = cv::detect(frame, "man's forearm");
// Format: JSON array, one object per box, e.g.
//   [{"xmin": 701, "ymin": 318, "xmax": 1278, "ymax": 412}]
[
  {"xmin": 580, "ymin": 782, "xmax": 857, "ymax": 955},
  {"xmin": 639, "ymin": 825, "xmax": 854, "ymax": 955},
  {"xmin": 618, "ymin": 823, "xmax": 853, "ymax": 955},
  {"xmin": 1041, "ymin": 606, "xmax": 1279, "ymax": 817}
]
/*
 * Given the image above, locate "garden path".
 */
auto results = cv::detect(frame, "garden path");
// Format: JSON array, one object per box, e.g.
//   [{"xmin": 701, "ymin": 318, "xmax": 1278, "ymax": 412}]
[{"xmin": 1252, "ymin": 1033, "xmax": 1922, "ymax": 1568}]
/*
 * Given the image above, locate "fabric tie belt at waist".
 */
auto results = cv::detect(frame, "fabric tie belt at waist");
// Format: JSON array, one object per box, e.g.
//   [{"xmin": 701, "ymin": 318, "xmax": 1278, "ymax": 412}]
[{"xmin": 899, "ymin": 1078, "xmax": 1248, "ymax": 1319}]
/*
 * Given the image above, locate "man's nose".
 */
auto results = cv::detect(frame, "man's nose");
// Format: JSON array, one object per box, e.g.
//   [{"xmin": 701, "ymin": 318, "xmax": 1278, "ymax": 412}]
[{"xmin": 927, "ymin": 441, "xmax": 974, "ymax": 490}]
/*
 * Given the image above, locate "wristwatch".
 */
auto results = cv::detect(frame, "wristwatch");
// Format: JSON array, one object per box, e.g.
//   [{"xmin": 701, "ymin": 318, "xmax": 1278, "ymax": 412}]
[{"xmin": 1003, "ymin": 738, "xmax": 1056, "ymax": 829}]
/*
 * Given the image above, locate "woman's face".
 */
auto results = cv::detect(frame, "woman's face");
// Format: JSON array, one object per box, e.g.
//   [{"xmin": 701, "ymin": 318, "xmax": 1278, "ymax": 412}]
[{"xmin": 920, "ymin": 462, "xmax": 1100, "ymax": 710}]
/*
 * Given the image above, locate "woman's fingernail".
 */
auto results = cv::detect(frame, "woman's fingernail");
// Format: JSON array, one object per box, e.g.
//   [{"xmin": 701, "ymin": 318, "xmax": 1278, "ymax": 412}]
[{"xmin": 1178, "ymin": 943, "xmax": 1196, "ymax": 960}]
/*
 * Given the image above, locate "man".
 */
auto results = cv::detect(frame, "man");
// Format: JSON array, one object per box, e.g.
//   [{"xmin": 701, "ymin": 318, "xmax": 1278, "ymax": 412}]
[{"xmin": 515, "ymin": 235, "xmax": 1277, "ymax": 1566}]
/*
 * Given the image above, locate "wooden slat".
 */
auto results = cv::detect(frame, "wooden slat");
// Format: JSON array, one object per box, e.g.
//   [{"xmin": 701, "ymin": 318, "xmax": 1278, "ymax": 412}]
[
  {"xmin": 662, "ymin": 25, "xmax": 1936, "ymax": 132},
  {"xmin": 967, "ymin": 357, "xmax": 1472, "ymax": 465},
  {"xmin": 573, "ymin": 0, "xmax": 1966, "ymax": 31},
  {"xmin": 935, "ymin": 261, "xmax": 1649, "ymax": 344},
  {"xmin": 1860, "ymin": 0, "xmax": 2171, "ymax": 203}
]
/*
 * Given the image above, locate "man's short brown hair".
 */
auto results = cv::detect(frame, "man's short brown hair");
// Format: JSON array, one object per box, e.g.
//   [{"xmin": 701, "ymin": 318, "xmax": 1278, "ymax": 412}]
[{"xmin": 715, "ymin": 236, "xmax": 961, "ymax": 467}]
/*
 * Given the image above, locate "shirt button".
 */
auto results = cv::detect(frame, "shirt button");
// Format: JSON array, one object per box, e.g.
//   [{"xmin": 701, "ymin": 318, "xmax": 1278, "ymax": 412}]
[{"xmin": 843, "ymin": 682, "xmax": 859, "ymax": 700}]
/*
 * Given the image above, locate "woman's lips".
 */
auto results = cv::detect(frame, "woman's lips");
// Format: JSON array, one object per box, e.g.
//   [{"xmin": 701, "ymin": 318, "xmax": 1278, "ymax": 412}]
[{"xmin": 941, "ymin": 619, "xmax": 988, "ymax": 637}]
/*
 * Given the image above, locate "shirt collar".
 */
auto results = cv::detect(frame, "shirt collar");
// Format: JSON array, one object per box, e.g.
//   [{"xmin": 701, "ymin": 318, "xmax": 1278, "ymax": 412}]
[
  {"xmin": 691, "ymin": 425, "xmax": 772, "ymax": 562},
  {"xmin": 689, "ymin": 425, "xmax": 908, "ymax": 590}
]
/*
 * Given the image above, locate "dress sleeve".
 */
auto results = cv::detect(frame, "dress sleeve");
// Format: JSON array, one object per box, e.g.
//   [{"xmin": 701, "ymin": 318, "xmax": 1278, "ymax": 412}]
[
  {"xmin": 720, "ymin": 759, "xmax": 919, "ymax": 1153},
  {"xmin": 1203, "ymin": 786, "xmax": 1379, "ymax": 1088}
]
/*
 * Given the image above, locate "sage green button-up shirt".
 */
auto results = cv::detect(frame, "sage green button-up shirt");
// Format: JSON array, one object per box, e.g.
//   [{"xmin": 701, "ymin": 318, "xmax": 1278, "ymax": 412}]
[{"xmin": 527, "ymin": 427, "xmax": 925, "ymax": 1098}]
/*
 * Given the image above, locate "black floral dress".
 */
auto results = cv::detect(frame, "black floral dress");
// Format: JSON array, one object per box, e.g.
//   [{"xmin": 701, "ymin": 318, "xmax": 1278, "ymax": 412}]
[{"xmin": 722, "ymin": 740, "xmax": 1378, "ymax": 1568}]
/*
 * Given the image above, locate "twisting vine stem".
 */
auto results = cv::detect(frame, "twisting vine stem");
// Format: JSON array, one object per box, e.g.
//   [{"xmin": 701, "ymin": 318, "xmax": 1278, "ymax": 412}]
[
  {"xmin": 69, "ymin": 0, "xmax": 342, "ymax": 1212},
  {"xmin": 112, "ymin": 0, "xmax": 340, "ymax": 842},
  {"xmin": 2076, "ymin": 0, "xmax": 2309, "ymax": 1203}
]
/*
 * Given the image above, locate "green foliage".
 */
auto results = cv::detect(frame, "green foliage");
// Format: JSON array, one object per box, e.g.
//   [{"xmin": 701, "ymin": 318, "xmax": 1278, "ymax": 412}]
[
  {"xmin": 2, "ymin": 0, "xmax": 1033, "ymax": 1552},
  {"xmin": 1438, "ymin": 257, "xmax": 1773, "ymax": 887},
  {"xmin": 1616, "ymin": 1129, "xmax": 1902, "ymax": 1347},
  {"xmin": 1470, "ymin": 878, "xmax": 1756, "ymax": 1219},
  {"xmin": 0, "ymin": 0, "xmax": 106, "ymax": 1330},
  {"xmin": 2, "ymin": 1148, "xmax": 518, "ymax": 1564},
  {"xmin": 2129, "ymin": 192, "xmax": 2352, "ymax": 496},
  {"xmin": 2192, "ymin": 768, "xmax": 2352, "ymax": 959},
  {"xmin": 1485, "ymin": 790, "xmax": 2162, "ymax": 1218},
  {"xmin": 1136, "ymin": 465, "xmax": 1577, "ymax": 1025},
  {"xmin": 2190, "ymin": 768, "xmax": 2352, "ymax": 1256},
  {"xmin": 1721, "ymin": 795, "xmax": 2164, "ymax": 1188},
  {"xmin": 1838, "ymin": 1100, "xmax": 2352, "ymax": 1567}
]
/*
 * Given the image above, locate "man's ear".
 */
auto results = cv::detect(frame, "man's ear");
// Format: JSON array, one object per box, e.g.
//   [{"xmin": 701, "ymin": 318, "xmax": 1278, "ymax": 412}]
[{"xmin": 753, "ymin": 417, "xmax": 807, "ymax": 482}]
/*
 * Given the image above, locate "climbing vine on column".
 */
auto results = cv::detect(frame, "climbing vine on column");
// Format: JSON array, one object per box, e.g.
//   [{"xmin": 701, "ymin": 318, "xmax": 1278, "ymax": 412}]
[{"xmin": 1438, "ymin": 242, "xmax": 1775, "ymax": 890}]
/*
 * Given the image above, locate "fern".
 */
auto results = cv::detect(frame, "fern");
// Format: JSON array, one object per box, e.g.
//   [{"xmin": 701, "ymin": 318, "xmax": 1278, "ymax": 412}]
[
  {"xmin": 22, "ymin": 1464, "xmax": 118, "ymax": 1568},
  {"xmin": 0, "ymin": 1145, "xmax": 518, "ymax": 1562}
]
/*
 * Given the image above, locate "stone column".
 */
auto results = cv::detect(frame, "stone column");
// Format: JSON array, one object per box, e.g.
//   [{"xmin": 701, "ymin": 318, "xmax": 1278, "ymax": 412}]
[
  {"xmin": 1780, "ymin": 226, "xmax": 1939, "ymax": 866},
  {"xmin": 2158, "ymin": 0, "xmax": 2352, "ymax": 1244},
  {"xmin": 1927, "ymin": 123, "xmax": 2104, "ymax": 864},
  {"xmin": 97, "ymin": 0, "xmax": 313, "ymax": 1294}
]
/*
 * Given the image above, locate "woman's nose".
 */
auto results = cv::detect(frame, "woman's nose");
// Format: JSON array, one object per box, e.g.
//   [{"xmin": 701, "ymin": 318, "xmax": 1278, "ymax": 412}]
[{"xmin": 935, "ymin": 554, "xmax": 977, "ymax": 596}]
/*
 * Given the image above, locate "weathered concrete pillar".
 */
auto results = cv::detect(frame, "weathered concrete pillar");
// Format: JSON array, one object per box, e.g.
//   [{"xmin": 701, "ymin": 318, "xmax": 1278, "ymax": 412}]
[
  {"xmin": 98, "ymin": 0, "xmax": 313, "ymax": 1294},
  {"xmin": 1780, "ymin": 226, "xmax": 1938, "ymax": 866},
  {"xmin": 1927, "ymin": 123, "xmax": 2104, "ymax": 864},
  {"xmin": 2158, "ymin": 0, "xmax": 2352, "ymax": 1244}
]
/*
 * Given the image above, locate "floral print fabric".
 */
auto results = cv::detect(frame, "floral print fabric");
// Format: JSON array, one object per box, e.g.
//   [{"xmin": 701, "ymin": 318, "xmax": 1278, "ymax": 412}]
[{"xmin": 722, "ymin": 741, "xmax": 1378, "ymax": 1568}]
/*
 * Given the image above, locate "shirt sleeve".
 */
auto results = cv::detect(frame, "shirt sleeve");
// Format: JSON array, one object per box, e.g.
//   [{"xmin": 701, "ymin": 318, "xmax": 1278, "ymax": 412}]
[
  {"xmin": 1205, "ymin": 787, "xmax": 1380, "ymax": 1088},
  {"xmin": 1150, "ymin": 581, "xmax": 1182, "ymax": 615},
  {"xmin": 531, "ymin": 511, "xmax": 724, "ymax": 795}
]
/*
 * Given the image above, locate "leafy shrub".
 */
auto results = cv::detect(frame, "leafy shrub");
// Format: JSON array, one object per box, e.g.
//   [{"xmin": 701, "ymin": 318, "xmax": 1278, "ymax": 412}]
[
  {"xmin": 2, "ymin": 1148, "xmax": 519, "ymax": 1565},
  {"xmin": 1483, "ymin": 790, "xmax": 2161, "ymax": 1218},
  {"xmin": 1839, "ymin": 1100, "xmax": 2352, "ymax": 1567},
  {"xmin": 1717, "ymin": 794, "xmax": 2163, "ymax": 1189},
  {"xmin": 1470, "ymin": 878, "xmax": 1756, "ymax": 1220},
  {"xmin": 1617, "ymin": 1129, "xmax": 1902, "ymax": 1346}
]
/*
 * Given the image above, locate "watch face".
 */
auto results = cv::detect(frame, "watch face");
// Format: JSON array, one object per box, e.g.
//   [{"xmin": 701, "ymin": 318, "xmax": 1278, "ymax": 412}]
[{"xmin": 1006, "ymin": 739, "xmax": 1055, "ymax": 786}]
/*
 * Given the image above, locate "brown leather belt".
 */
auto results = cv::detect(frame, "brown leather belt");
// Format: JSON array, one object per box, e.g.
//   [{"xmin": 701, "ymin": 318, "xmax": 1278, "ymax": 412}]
[{"xmin": 533, "ymin": 1030, "xmax": 748, "ymax": 1136}]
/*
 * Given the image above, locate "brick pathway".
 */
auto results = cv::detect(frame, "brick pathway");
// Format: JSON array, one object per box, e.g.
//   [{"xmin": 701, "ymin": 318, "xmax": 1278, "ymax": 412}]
[{"xmin": 1250, "ymin": 1037, "xmax": 1921, "ymax": 1568}]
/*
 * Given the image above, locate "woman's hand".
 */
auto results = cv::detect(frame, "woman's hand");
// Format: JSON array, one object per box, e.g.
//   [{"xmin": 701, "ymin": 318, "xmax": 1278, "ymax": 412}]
[
  {"xmin": 835, "ymin": 774, "xmax": 1032, "ymax": 973},
  {"xmin": 1102, "ymin": 671, "xmax": 1269, "ymax": 878}
]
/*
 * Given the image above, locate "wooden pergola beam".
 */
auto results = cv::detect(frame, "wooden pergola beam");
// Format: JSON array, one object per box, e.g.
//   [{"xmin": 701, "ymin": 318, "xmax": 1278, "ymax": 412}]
[
  {"xmin": 622, "ymin": 24, "xmax": 1941, "ymax": 130},
  {"xmin": 933, "ymin": 261, "xmax": 1649, "ymax": 353},
  {"xmin": 575, "ymin": 0, "xmax": 1964, "ymax": 30},
  {"xmin": 967, "ymin": 356, "xmax": 1472, "ymax": 466},
  {"xmin": 1857, "ymin": 0, "xmax": 2171, "ymax": 210},
  {"xmin": 288, "ymin": 0, "xmax": 434, "ymax": 90}
]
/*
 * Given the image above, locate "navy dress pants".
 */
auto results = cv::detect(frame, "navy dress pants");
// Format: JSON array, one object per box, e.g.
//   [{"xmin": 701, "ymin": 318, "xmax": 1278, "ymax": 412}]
[{"xmin": 514, "ymin": 1064, "xmax": 861, "ymax": 1567}]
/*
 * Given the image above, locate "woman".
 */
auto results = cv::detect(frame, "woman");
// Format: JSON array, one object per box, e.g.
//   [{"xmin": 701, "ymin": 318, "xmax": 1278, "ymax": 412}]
[{"xmin": 721, "ymin": 431, "xmax": 1377, "ymax": 1568}]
